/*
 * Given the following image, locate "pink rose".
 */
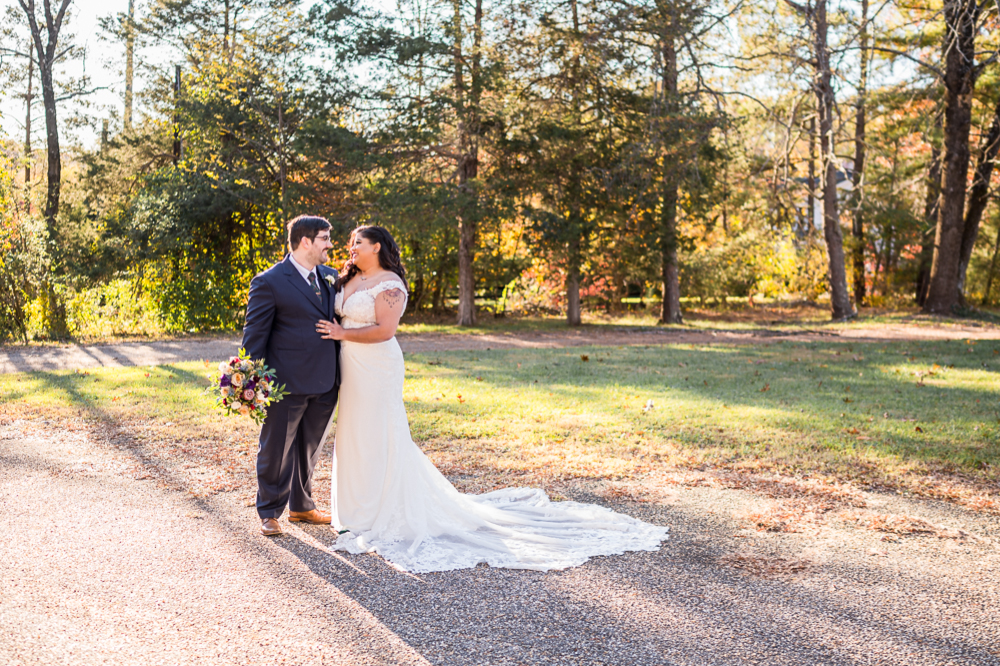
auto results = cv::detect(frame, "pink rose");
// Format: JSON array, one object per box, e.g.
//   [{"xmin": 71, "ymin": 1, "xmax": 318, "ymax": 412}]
[{"xmin": 242, "ymin": 389, "xmax": 255, "ymax": 401}]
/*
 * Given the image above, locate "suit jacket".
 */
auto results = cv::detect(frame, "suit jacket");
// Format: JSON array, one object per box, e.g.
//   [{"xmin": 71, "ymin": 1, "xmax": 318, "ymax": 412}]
[{"xmin": 241, "ymin": 256, "xmax": 340, "ymax": 395}]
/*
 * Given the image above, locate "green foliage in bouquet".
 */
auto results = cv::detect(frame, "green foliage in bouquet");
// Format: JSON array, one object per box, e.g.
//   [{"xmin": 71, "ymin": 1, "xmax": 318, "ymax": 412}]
[{"xmin": 207, "ymin": 348, "xmax": 287, "ymax": 425}]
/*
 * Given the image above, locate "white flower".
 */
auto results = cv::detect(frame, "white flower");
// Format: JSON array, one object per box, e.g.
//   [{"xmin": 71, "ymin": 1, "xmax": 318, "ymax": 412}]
[
  {"xmin": 323, "ymin": 274, "xmax": 336, "ymax": 286},
  {"xmin": 218, "ymin": 361, "xmax": 230, "ymax": 375},
  {"xmin": 642, "ymin": 399, "xmax": 654, "ymax": 412},
  {"xmin": 256, "ymin": 390, "xmax": 265, "ymax": 401}
]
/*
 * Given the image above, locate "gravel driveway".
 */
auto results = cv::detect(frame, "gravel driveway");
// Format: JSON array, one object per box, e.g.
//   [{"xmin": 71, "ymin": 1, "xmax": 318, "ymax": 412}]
[{"xmin": 3, "ymin": 418, "xmax": 998, "ymax": 666}]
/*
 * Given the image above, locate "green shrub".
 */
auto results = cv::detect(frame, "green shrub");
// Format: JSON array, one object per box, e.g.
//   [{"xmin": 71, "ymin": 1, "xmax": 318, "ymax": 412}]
[{"xmin": 0, "ymin": 212, "xmax": 48, "ymax": 343}]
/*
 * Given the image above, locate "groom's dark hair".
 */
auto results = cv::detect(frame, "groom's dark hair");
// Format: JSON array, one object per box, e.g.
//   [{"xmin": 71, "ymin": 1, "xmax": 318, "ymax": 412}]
[{"xmin": 287, "ymin": 215, "xmax": 332, "ymax": 251}]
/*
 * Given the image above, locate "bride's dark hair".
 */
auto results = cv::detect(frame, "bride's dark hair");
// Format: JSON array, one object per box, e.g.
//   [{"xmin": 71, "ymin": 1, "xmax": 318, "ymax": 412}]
[{"xmin": 337, "ymin": 225, "xmax": 407, "ymax": 288}]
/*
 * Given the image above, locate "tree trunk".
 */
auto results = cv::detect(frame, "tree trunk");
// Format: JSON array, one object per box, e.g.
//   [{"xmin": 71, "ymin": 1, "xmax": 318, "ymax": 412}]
[
  {"xmin": 814, "ymin": 0, "xmax": 854, "ymax": 319},
  {"xmin": 172, "ymin": 65, "xmax": 181, "ymax": 163},
  {"xmin": 454, "ymin": 0, "xmax": 481, "ymax": 326},
  {"xmin": 24, "ymin": 44, "xmax": 33, "ymax": 196},
  {"xmin": 457, "ymin": 214, "xmax": 476, "ymax": 324},
  {"xmin": 660, "ymin": 183, "xmax": 682, "ymax": 323},
  {"xmin": 955, "ymin": 95, "xmax": 1000, "ymax": 304},
  {"xmin": 124, "ymin": 0, "xmax": 134, "ymax": 130},
  {"xmin": 923, "ymin": 0, "xmax": 979, "ymax": 314},
  {"xmin": 850, "ymin": 0, "xmax": 868, "ymax": 306},
  {"xmin": 19, "ymin": 0, "xmax": 73, "ymax": 237},
  {"xmin": 432, "ymin": 228, "xmax": 452, "ymax": 313},
  {"xmin": 561, "ymin": 0, "xmax": 586, "ymax": 326},
  {"xmin": 916, "ymin": 142, "xmax": 942, "ymax": 306},
  {"xmin": 981, "ymin": 220, "xmax": 1000, "ymax": 305},
  {"xmin": 882, "ymin": 225, "xmax": 894, "ymax": 295},
  {"xmin": 277, "ymin": 91, "xmax": 286, "ymax": 210},
  {"xmin": 40, "ymin": 62, "xmax": 59, "ymax": 231},
  {"xmin": 566, "ymin": 235, "xmax": 582, "ymax": 326},
  {"xmin": 659, "ymin": 28, "xmax": 682, "ymax": 324},
  {"xmin": 408, "ymin": 239, "xmax": 425, "ymax": 312},
  {"xmin": 806, "ymin": 114, "xmax": 817, "ymax": 233}
]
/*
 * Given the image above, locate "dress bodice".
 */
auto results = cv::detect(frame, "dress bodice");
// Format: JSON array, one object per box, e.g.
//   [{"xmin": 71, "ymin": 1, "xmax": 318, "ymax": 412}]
[{"xmin": 335, "ymin": 279, "xmax": 408, "ymax": 330}]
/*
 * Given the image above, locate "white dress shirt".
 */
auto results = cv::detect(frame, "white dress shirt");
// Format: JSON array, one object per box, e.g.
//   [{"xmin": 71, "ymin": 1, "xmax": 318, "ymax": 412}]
[{"xmin": 288, "ymin": 253, "xmax": 318, "ymax": 286}]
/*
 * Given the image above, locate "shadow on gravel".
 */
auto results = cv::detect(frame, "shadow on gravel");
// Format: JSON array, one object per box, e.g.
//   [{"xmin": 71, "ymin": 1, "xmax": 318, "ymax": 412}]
[
  {"xmin": 10, "ymin": 354, "xmax": 1000, "ymax": 665},
  {"xmin": 267, "ymin": 497, "xmax": 999, "ymax": 666}
]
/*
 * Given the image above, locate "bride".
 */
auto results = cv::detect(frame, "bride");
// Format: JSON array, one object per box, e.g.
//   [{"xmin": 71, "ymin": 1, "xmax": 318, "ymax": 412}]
[{"xmin": 315, "ymin": 226, "xmax": 667, "ymax": 573}]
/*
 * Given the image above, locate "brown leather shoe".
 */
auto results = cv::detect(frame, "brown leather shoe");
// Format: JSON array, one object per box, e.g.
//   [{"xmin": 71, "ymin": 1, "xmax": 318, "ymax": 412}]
[
  {"xmin": 261, "ymin": 517, "xmax": 282, "ymax": 536},
  {"xmin": 287, "ymin": 509, "xmax": 332, "ymax": 525}
]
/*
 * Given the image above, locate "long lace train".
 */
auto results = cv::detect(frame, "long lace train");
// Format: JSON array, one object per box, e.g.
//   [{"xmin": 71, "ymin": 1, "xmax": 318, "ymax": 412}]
[{"xmin": 331, "ymin": 280, "xmax": 668, "ymax": 573}]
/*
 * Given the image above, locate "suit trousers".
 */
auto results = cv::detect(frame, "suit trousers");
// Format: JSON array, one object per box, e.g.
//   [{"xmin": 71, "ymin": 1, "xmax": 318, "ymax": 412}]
[{"xmin": 256, "ymin": 386, "xmax": 339, "ymax": 519}]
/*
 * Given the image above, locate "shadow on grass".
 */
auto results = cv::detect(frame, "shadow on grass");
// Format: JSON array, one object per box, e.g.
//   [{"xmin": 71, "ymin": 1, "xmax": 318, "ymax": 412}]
[
  {"xmin": 7, "ymin": 363, "xmax": 229, "ymax": 496},
  {"xmin": 404, "ymin": 339, "xmax": 1000, "ymax": 478}
]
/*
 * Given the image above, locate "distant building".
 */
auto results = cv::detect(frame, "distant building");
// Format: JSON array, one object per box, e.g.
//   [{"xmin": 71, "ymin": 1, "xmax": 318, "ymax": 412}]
[{"xmin": 794, "ymin": 161, "xmax": 854, "ymax": 231}]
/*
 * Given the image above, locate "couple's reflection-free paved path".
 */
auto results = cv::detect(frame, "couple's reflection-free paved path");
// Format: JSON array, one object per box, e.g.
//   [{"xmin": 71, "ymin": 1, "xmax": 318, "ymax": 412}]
[{"xmin": 2, "ymin": 416, "xmax": 998, "ymax": 666}]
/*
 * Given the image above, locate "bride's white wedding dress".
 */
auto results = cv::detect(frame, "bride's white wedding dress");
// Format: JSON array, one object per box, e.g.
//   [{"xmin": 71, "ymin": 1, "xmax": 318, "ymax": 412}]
[{"xmin": 330, "ymin": 279, "xmax": 668, "ymax": 573}]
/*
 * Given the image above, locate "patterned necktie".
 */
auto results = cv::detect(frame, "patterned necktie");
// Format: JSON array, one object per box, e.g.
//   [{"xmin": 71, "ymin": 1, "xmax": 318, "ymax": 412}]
[{"xmin": 308, "ymin": 272, "xmax": 322, "ymax": 300}]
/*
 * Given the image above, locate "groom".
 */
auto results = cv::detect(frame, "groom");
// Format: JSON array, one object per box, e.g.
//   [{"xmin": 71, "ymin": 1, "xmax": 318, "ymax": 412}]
[{"xmin": 242, "ymin": 215, "xmax": 341, "ymax": 536}]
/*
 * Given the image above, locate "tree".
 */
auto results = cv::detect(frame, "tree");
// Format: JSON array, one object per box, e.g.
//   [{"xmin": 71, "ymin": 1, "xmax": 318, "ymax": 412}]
[
  {"xmin": 511, "ymin": 0, "xmax": 619, "ymax": 325},
  {"xmin": 125, "ymin": 0, "xmax": 135, "ymax": 130},
  {"xmin": 611, "ymin": 0, "xmax": 727, "ymax": 324},
  {"xmin": 453, "ymin": 0, "xmax": 485, "ymax": 325},
  {"xmin": 91, "ymin": 0, "xmax": 369, "ymax": 329},
  {"xmin": 0, "ymin": 7, "xmax": 40, "ymax": 211},
  {"xmin": 785, "ymin": 0, "xmax": 853, "ymax": 319},
  {"xmin": 14, "ymin": 0, "xmax": 73, "ymax": 235},
  {"xmin": 922, "ymin": 0, "xmax": 982, "ymax": 313},
  {"xmin": 956, "ymin": 92, "xmax": 1000, "ymax": 303},
  {"xmin": 850, "ymin": 0, "xmax": 869, "ymax": 306},
  {"xmin": 742, "ymin": 0, "xmax": 855, "ymax": 319}
]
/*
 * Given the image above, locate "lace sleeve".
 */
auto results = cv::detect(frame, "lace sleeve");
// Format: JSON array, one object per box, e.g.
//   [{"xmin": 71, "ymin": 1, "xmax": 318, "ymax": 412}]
[{"xmin": 372, "ymin": 280, "xmax": 408, "ymax": 309}]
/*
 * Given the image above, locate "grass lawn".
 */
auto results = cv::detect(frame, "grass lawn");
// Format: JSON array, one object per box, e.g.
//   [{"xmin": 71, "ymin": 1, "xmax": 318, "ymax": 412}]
[
  {"xmin": 396, "ymin": 303, "xmax": 1000, "ymax": 336},
  {"xmin": 2, "ymin": 338, "xmax": 998, "ymax": 509}
]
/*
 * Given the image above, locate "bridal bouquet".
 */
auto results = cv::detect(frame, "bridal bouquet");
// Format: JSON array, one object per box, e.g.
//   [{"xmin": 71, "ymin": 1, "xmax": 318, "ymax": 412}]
[{"xmin": 208, "ymin": 349, "xmax": 287, "ymax": 425}]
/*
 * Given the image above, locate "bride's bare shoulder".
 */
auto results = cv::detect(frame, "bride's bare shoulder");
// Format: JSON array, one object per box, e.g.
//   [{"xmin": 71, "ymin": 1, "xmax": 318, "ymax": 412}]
[{"xmin": 373, "ymin": 273, "xmax": 407, "ymax": 290}]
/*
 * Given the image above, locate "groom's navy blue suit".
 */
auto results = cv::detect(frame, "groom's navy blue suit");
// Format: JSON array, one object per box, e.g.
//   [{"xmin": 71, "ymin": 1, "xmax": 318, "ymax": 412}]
[{"xmin": 242, "ymin": 256, "xmax": 340, "ymax": 519}]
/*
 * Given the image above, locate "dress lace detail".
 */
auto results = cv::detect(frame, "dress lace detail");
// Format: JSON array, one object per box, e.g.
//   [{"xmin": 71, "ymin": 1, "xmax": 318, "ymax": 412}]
[
  {"xmin": 331, "ymin": 280, "xmax": 668, "ymax": 573},
  {"xmin": 335, "ymin": 280, "xmax": 407, "ymax": 330}
]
